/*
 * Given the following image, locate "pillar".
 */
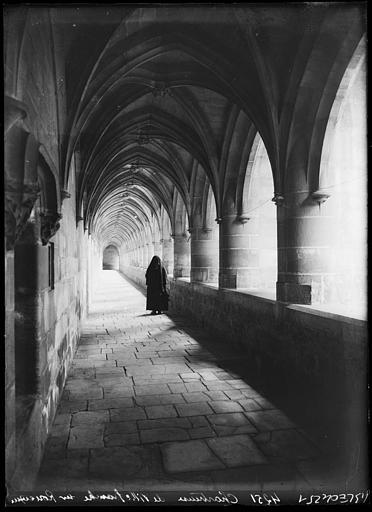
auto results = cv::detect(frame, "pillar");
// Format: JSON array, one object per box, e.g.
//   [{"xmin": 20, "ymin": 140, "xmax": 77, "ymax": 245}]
[
  {"xmin": 172, "ymin": 233, "xmax": 190, "ymax": 278},
  {"xmin": 161, "ymin": 237, "xmax": 173, "ymax": 274},
  {"xmin": 218, "ymin": 213, "xmax": 259, "ymax": 289},
  {"xmin": 276, "ymin": 192, "xmax": 334, "ymax": 304},
  {"xmin": 190, "ymin": 226, "xmax": 218, "ymax": 283}
]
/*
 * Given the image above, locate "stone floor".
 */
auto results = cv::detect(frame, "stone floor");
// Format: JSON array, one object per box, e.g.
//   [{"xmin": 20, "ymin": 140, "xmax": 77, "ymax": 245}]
[{"xmin": 35, "ymin": 270, "xmax": 353, "ymax": 498}]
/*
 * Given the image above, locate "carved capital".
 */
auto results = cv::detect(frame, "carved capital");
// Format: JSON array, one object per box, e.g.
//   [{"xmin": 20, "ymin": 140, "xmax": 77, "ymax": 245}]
[
  {"xmin": 40, "ymin": 211, "xmax": 62, "ymax": 245},
  {"xmin": 61, "ymin": 189, "xmax": 71, "ymax": 199},
  {"xmin": 5, "ymin": 182, "xmax": 40, "ymax": 250}
]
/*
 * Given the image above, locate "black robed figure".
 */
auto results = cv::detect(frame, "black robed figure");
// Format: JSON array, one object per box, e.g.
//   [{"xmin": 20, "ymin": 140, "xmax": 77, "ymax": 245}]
[{"xmin": 145, "ymin": 256, "xmax": 169, "ymax": 315}]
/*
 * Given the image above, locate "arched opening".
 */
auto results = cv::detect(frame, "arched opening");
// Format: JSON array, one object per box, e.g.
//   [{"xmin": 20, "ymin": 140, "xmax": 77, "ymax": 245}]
[
  {"xmin": 317, "ymin": 40, "xmax": 366, "ymax": 317},
  {"xmin": 102, "ymin": 245, "xmax": 119, "ymax": 270},
  {"xmin": 242, "ymin": 134, "xmax": 277, "ymax": 295}
]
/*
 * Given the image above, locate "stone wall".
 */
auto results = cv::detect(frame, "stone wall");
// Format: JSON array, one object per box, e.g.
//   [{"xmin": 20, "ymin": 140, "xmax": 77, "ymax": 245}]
[
  {"xmin": 10, "ymin": 172, "xmax": 88, "ymax": 492},
  {"xmin": 167, "ymin": 278, "xmax": 367, "ymax": 444},
  {"xmin": 5, "ymin": 250, "xmax": 16, "ymax": 487}
]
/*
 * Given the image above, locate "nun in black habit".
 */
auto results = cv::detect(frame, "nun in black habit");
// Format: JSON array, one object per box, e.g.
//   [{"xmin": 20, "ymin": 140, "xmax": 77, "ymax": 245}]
[{"xmin": 145, "ymin": 255, "xmax": 169, "ymax": 315}]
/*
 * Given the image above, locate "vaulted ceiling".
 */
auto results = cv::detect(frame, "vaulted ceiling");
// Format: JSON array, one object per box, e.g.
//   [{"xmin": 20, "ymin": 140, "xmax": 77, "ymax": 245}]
[{"xmin": 42, "ymin": 5, "xmax": 364, "ymax": 248}]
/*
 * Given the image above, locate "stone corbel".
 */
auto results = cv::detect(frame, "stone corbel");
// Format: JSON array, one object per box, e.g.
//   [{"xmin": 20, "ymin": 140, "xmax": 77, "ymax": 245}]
[
  {"xmin": 61, "ymin": 189, "xmax": 71, "ymax": 199},
  {"xmin": 40, "ymin": 211, "xmax": 62, "ymax": 245},
  {"xmin": 5, "ymin": 181, "xmax": 40, "ymax": 250}
]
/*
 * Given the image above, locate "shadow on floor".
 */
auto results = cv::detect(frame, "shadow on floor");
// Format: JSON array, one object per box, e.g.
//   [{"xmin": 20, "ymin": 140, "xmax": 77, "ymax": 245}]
[{"xmin": 120, "ymin": 274, "xmax": 367, "ymax": 480}]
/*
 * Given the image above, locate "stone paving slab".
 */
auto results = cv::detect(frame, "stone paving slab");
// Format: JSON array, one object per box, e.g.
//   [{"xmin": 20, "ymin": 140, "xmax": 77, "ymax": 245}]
[
  {"xmin": 138, "ymin": 418, "xmax": 192, "ymax": 430},
  {"xmin": 184, "ymin": 381, "xmax": 207, "ymax": 392},
  {"xmin": 245, "ymin": 410, "xmax": 296, "ymax": 431},
  {"xmin": 161, "ymin": 440, "xmax": 225, "ymax": 473},
  {"xmin": 134, "ymin": 394, "xmax": 186, "ymax": 406},
  {"xmin": 207, "ymin": 435, "xmax": 267, "ymax": 467},
  {"xmin": 209, "ymin": 400, "xmax": 244, "ymax": 414},
  {"xmin": 110, "ymin": 407, "xmax": 146, "ymax": 422},
  {"xmin": 238, "ymin": 398, "xmax": 262, "ymax": 411},
  {"xmin": 207, "ymin": 412, "xmax": 257, "ymax": 429},
  {"xmin": 104, "ymin": 432, "xmax": 140, "ymax": 446},
  {"xmin": 88, "ymin": 397, "xmax": 134, "ymax": 410},
  {"xmin": 36, "ymin": 458, "xmax": 90, "ymax": 490},
  {"xmin": 176, "ymin": 402, "xmax": 214, "ymax": 417},
  {"xmin": 134, "ymin": 384, "xmax": 171, "ymax": 395},
  {"xmin": 140, "ymin": 428, "xmax": 190, "ymax": 443},
  {"xmin": 182, "ymin": 392, "xmax": 209, "ymax": 402},
  {"xmin": 68, "ymin": 425, "xmax": 105, "ymax": 449},
  {"xmin": 145, "ymin": 405, "xmax": 178, "ymax": 419},
  {"xmin": 103, "ymin": 386, "xmax": 135, "ymax": 398},
  {"xmin": 253, "ymin": 429, "xmax": 318, "ymax": 461},
  {"xmin": 105, "ymin": 421, "xmax": 138, "ymax": 434},
  {"xmin": 43, "ymin": 436, "xmax": 69, "ymax": 459},
  {"xmin": 189, "ymin": 426, "xmax": 217, "ymax": 439},
  {"xmin": 71, "ymin": 410, "xmax": 109, "ymax": 426},
  {"xmin": 89, "ymin": 445, "xmax": 164, "ymax": 479}
]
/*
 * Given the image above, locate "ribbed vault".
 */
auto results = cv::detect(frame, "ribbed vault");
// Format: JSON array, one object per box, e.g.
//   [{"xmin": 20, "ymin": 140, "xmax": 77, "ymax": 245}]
[{"xmin": 49, "ymin": 4, "xmax": 364, "ymax": 256}]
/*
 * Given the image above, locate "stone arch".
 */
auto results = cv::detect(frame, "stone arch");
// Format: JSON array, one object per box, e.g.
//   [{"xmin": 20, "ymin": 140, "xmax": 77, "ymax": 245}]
[
  {"xmin": 102, "ymin": 245, "xmax": 119, "ymax": 270},
  {"xmin": 316, "ymin": 40, "xmax": 366, "ymax": 314},
  {"xmin": 241, "ymin": 134, "xmax": 277, "ymax": 292},
  {"xmin": 318, "ymin": 36, "xmax": 366, "ymax": 194}
]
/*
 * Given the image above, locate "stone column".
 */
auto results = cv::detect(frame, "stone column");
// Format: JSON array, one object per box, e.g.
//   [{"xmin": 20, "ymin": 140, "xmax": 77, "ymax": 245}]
[
  {"xmin": 276, "ymin": 192, "xmax": 334, "ymax": 304},
  {"xmin": 190, "ymin": 227, "xmax": 219, "ymax": 283},
  {"xmin": 172, "ymin": 233, "xmax": 190, "ymax": 278},
  {"xmin": 161, "ymin": 237, "xmax": 173, "ymax": 275},
  {"xmin": 218, "ymin": 213, "xmax": 259, "ymax": 289}
]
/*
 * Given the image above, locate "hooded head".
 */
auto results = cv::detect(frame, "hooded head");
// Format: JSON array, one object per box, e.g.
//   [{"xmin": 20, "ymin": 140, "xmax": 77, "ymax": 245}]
[{"xmin": 148, "ymin": 255, "xmax": 161, "ymax": 270}]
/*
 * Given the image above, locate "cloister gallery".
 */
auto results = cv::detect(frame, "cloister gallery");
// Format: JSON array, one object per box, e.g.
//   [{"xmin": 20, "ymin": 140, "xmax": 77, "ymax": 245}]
[{"xmin": 4, "ymin": 4, "xmax": 367, "ymax": 501}]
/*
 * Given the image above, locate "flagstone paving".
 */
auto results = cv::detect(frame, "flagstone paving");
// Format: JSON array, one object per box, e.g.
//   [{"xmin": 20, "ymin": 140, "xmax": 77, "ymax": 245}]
[{"xmin": 35, "ymin": 270, "xmax": 346, "ymax": 493}]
